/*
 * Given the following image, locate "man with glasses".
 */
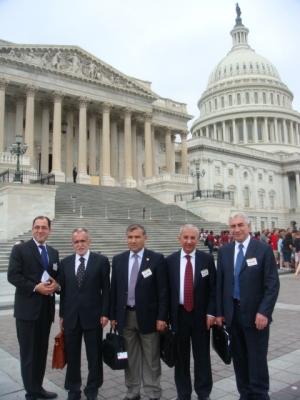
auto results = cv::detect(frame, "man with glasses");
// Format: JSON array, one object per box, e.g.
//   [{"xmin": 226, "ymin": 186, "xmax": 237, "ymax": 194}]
[{"xmin": 8, "ymin": 216, "xmax": 60, "ymax": 400}]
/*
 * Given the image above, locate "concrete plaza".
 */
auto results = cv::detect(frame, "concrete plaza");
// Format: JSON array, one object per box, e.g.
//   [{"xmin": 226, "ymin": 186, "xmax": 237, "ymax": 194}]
[{"xmin": 0, "ymin": 271, "xmax": 300, "ymax": 400}]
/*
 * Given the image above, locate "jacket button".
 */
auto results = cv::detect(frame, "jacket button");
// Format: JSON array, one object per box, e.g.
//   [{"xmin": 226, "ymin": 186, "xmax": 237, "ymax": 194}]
[{"xmin": 124, "ymin": 306, "xmax": 126, "ymax": 309}]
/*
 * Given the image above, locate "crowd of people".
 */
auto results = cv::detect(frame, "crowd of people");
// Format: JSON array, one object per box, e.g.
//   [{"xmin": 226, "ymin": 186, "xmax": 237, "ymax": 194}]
[{"xmin": 7, "ymin": 213, "xmax": 281, "ymax": 400}]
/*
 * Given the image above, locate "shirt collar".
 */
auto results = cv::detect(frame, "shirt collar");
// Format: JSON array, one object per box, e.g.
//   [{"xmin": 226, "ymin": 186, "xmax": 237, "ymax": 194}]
[
  {"xmin": 130, "ymin": 248, "xmax": 144, "ymax": 259},
  {"xmin": 33, "ymin": 237, "xmax": 46, "ymax": 248},
  {"xmin": 76, "ymin": 250, "xmax": 90, "ymax": 262},
  {"xmin": 180, "ymin": 248, "xmax": 196, "ymax": 258},
  {"xmin": 235, "ymin": 235, "xmax": 251, "ymax": 250}
]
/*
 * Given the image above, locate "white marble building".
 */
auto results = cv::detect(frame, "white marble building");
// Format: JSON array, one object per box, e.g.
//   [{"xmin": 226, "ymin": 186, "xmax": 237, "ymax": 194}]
[
  {"xmin": 187, "ymin": 11, "xmax": 300, "ymax": 230},
  {"xmin": 0, "ymin": 38, "xmax": 192, "ymax": 189}
]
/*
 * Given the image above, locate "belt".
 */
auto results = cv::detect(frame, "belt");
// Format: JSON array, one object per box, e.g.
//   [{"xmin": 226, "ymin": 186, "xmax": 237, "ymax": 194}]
[
  {"xmin": 233, "ymin": 298, "xmax": 240, "ymax": 305},
  {"xmin": 126, "ymin": 305, "xmax": 136, "ymax": 311}
]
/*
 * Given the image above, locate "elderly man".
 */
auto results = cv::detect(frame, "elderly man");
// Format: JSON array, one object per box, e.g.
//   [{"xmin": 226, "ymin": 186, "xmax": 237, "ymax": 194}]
[
  {"xmin": 166, "ymin": 224, "xmax": 216, "ymax": 400},
  {"xmin": 216, "ymin": 212, "xmax": 280, "ymax": 400},
  {"xmin": 59, "ymin": 228, "xmax": 110, "ymax": 400},
  {"xmin": 110, "ymin": 224, "xmax": 168, "ymax": 400}
]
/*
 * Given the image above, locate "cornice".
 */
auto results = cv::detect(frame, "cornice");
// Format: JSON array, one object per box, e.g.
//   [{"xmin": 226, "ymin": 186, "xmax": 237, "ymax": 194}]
[{"xmin": 152, "ymin": 105, "xmax": 193, "ymax": 121}]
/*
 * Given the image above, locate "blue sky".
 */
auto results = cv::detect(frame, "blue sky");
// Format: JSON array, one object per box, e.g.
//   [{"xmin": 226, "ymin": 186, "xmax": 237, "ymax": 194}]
[{"xmin": 0, "ymin": 0, "xmax": 299, "ymax": 129}]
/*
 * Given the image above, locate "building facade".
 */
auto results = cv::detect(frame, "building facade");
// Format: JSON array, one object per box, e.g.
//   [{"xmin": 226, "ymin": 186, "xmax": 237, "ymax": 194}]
[
  {"xmin": 0, "ymin": 39, "xmax": 192, "ymax": 188},
  {"xmin": 188, "ymin": 11, "xmax": 300, "ymax": 230}
]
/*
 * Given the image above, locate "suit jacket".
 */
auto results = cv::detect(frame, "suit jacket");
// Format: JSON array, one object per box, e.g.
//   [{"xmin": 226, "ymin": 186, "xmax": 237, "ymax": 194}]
[
  {"xmin": 59, "ymin": 251, "xmax": 110, "ymax": 330},
  {"xmin": 110, "ymin": 248, "xmax": 168, "ymax": 335},
  {"xmin": 7, "ymin": 238, "xmax": 60, "ymax": 322},
  {"xmin": 216, "ymin": 238, "xmax": 280, "ymax": 328},
  {"xmin": 166, "ymin": 249, "xmax": 216, "ymax": 333}
]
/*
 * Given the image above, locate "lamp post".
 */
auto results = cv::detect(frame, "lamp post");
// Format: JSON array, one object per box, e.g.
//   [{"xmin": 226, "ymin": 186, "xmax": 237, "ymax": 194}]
[
  {"xmin": 9, "ymin": 134, "xmax": 28, "ymax": 182},
  {"xmin": 190, "ymin": 160, "xmax": 206, "ymax": 198}
]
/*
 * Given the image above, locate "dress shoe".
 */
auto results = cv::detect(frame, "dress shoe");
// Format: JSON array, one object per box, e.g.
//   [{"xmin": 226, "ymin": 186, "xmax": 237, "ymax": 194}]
[
  {"xmin": 198, "ymin": 397, "xmax": 211, "ymax": 400},
  {"xmin": 123, "ymin": 396, "xmax": 141, "ymax": 400},
  {"xmin": 87, "ymin": 397, "xmax": 96, "ymax": 400},
  {"xmin": 38, "ymin": 388, "xmax": 58, "ymax": 399},
  {"xmin": 67, "ymin": 391, "xmax": 81, "ymax": 400}
]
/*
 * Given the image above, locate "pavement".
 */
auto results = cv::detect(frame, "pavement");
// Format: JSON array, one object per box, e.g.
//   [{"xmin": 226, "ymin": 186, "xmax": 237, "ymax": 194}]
[{"xmin": 1, "ymin": 270, "xmax": 300, "ymax": 400}]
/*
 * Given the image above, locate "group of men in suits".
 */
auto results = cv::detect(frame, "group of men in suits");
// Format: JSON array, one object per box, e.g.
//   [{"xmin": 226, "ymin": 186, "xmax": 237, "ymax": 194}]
[{"xmin": 8, "ymin": 212, "xmax": 279, "ymax": 400}]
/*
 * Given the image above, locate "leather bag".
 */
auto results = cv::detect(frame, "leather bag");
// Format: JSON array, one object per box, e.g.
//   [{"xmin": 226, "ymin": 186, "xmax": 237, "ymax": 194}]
[
  {"xmin": 160, "ymin": 325, "xmax": 180, "ymax": 368},
  {"xmin": 211, "ymin": 324, "xmax": 232, "ymax": 365},
  {"xmin": 102, "ymin": 328, "xmax": 128, "ymax": 370},
  {"xmin": 52, "ymin": 331, "xmax": 66, "ymax": 369}
]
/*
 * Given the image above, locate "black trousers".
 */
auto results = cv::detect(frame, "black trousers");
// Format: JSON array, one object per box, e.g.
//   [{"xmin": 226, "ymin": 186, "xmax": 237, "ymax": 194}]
[
  {"xmin": 64, "ymin": 317, "xmax": 103, "ymax": 397},
  {"xmin": 174, "ymin": 306, "xmax": 212, "ymax": 399},
  {"xmin": 16, "ymin": 296, "xmax": 52, "ymax": 400},
  {"xmin": 229, "ymin": 303, "xmax": 270, "ymax": 400}
]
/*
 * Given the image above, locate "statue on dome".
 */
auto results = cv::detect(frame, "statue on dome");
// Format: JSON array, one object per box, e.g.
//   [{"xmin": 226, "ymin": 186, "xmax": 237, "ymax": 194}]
[{"xmin": 236, "ymin": 3, "xmax": 242, "ymax": 17}]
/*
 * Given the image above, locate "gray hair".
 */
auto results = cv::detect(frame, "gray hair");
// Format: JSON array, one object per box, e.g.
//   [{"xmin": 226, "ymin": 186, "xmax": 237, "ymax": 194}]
[
  {"xmin": 229, "ymin": 212, "xmax": 250, "ymax": 225},
  {"xmin": 179, "ymin": 224, "xmax": 199, "ymax": 236},
  {"xmin": 126, "ymin": 224, "xmax": 147, "ymax": 236},
  {"xmin": 72, "ymin": 228, "xmax": 90, "ymax": 239}
]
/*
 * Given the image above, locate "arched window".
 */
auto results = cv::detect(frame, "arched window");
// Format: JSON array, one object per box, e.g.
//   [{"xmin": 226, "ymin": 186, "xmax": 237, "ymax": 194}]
[
  {"xmin": 244, "ymin": 187, "xmax": 250, "ymax": 207},
  {"xmin": 221, "ymin": 97, "xmax": 225, "ymax": 108},
  {"xmin": 257, "ymin": 123, "xmax": 262, "ymax": 140},
  {"xmin": 229, "ymin": 126, "xmax": 234, "ymax": 143},
  {"xmin": 277, "ymin": 94, "xmax": 280, "ymax": 105},
  {"xmin": 246, "ymin": 92, "xmax": 250, "ymax": 104},
  {"xmin": 215, "ymin": 99, "xmax": 218, "ymax": 110},
  {"xmin": 270, "ymin": 93, "xmax": 274, "ymax": 104},
  {"xmin": 237, "ymin": 93, "xmax": 241, "ymax": 105},
  {"xmin": 263, "ymin": 92, "xmax": 266, "ymax": 104},
  {"xmin": 254, "ymin": 92, "xmax": 258, "ymax": 104},
  {"xmin": 247, "ymin": 123, "xmax": 253, "ymax": 141},
  {"xmin": 229, "ymin": 95, "xmax": 233, "ymax": 106},
  {"xmin": 238, "ymin": 124, "xmax": 244, "ymax": 141},
  {"xmin": 209, "ymin": 101, "xmax": 211, "ymax": 112}
]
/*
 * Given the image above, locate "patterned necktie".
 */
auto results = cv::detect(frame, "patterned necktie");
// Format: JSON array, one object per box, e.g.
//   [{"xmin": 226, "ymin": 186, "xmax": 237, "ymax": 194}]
[
  {"xmin": 77, "ymin": 257, "xmax": 85, "ymax": 288},
  {"xmin": 234, "ymin": 243, "xmax": 244, "ymax": 300},
  {"xmin": 184, "ymin": 255, "xmax": 194, "ymax": 312},
  {"xmin": 39, "ymin": 245, "xmax": 48, "ymax": 271},
  {"xmin": 127, "ymin": 254, "xmax": 139, "ymax": 306}
]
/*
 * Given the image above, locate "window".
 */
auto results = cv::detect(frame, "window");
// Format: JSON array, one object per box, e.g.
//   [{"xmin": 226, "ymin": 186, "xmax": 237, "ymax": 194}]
[
  {"xmin": 237, "ymin": 93, "xmax": 241, "ymax": 105},
  {"xmin": 159, "ymin": 142, "xmax": 165, "ymax": 152},
  {"xmin": 281, "ymin": 125, "xmax": 284, "ymax": 142},
  {"xmin": 263, "ymin": 92, "xmax": 266, "ymax": 104},
  {"xmin": 257, "ymin": 123, "xmax": 262, "ymax": 141},
  {"xmin": 262, "ymin": 64, "xmax": 265, "ymax": 71},
  {"xmin": 209, "ymin": 101, "xmax": 211, "ymax": 112},
  {"xmin": 246, "ymin": 92, "xmax": 250, "ymax": 104},
  {"xmin": 215, "ymin": 99, "xmax": 218, "ymax": 110},
  {"xmin": 277, "ymin": 94, "xmax": 280, "ymax": 105},
  {"xmin": 283, "ymin": 96, "xmax": 285, "ymax": 107},
  {"xmin": 259, "ymin": 194, "xmax": 264, "ymax": 208},
  {"xmin": 221, "ymin": 97, "xmax": 225, "ymax": 108},
  {"xmin": 268, "ymin": 124, "xmax": 271, "ymax": 141},
  {"xmin": 229, "ymin": 126, "xmax": 234, "ymax": 142},
  {"xmin": 258, "ymin": 173, "xmax": 263, "ymax": 181},
  {"xmin": 236, "ymin": 63, "xmax": 239, "ymax": 71},
  {"xmin": 269, "ymin": 175, "xmax": 273, "ymax": 183},
  {"xmin": 270, "ymin": 93, "xmax": 274, "ymax": 104},
  {"xmin": 250, "ymin": 63, "xmax": 253, "ymax": 70},
  {"xmin": 215, "ymin": 166, "xmax": 220, "ymax": 174},
  {"xmin": 254, "ymin": 92, "xmax": 258, "ymax": 104},
  {"xmin": 228, "ymin": 168, "xmax": 233, "ymax": 176},
  {"xmin": 247, "ymin": 123, "xmax": 253, "ymax": 141},
  {"xmin": 229, "ymin": 191, "xmax": 235, "ymax": 202},
  {"xmin": 229, "ymin": 95, "xmax": 233, "ymax": 106},
  {"xmin": 244, "ymin": 172, "xmax": 248, "ymax": 179},
  {"xmin": 238, "ymin": 124, "xmax": 244, "ymax": 141},
  {"xmin": 244, "ymin": 187, "xmax": 250, "ymax": 207}
]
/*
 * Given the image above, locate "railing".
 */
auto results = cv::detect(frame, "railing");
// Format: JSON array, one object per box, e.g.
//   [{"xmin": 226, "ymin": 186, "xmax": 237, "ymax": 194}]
[
  {"xmin": 174, "ymin": 190, "xmax": 231, "ymax": 202},
  {"xmin": 0, "ymin": 169, "xmax": 55, "ymax": 185},
  {"xmin": 0, "ymin": 152, "xmax": 30, "ymax": 165}
]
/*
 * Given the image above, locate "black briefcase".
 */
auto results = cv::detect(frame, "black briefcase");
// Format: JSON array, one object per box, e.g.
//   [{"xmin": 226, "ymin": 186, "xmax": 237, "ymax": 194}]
[
  {"xmin": 211, "ymin": 324, "xmax": 232, "ymax": 365},
  {"xmin": 102, "ymin": 328, "xmax": 128, "ymax": 370},
  {"xmin": 160, "ymin": 325, "xmax": 180, "ymax": 368}
]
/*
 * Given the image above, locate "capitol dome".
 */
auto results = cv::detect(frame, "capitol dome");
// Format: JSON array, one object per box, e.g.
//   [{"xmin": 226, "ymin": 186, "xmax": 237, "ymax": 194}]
[{"xmin": 191, "ymin": 10, "xmax": 299, "ymax": 155}]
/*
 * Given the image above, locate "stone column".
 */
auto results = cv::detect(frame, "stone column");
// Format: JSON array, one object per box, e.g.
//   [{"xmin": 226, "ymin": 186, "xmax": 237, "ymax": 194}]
[
  {"xmin": 40, "ymin": 100, "xmax": 52, "ymax": 173},
  {"xmin": 63, "ymin": 105, "xmax": 76, "ymax": 182},
  {"xmin": 243, "ymin": 118, "xmax": 247, "ymax": 143},
  {"xmin": 296, "ymin": 172, "xmax": 300, "ymax": 209},
  {"xmin": 132, "ymin": 119, "xmax": 138, "ymax": 181},
  {"xmin": 143, "ymin": 112, "xmax": 152, "ymax": 177},
  {"xmin": 77, "ymin": 97, "xmax": 91, "ymax": 184},
  {"xmin": 101, "ymin": 102, "xmax": 115, "ymax": 186},
  {"xmin": 14, "ymin": 95, "xmax": 25, "ymax": 137},
  {"xmin": 88, "ymin": 109, "xmax": 97, "ymax": 177},
  {"xmin": 165, "ymin": 127, "xmax": 172, "ymax": 173},
  {"xmin": 171, "ymin": 134, "xmax": 176, "ymax": 173},
  {"xmin": 51, "ymin": 91, "xmax": 65, "ymax": 181},
  {"xmin": 151, "ymin": 124, "xmax": 156, "ymax": 175},
  {"xmin": 283, "ymin": 119, "xmax": 288, "ymax": 143},
  {"xmin": 290, "ymin": 121, "xmax": 295, "ymax": 145},
  {"xmin": 180, "ymin": 131, "xmax": 188, "ymax": 175},
  {"xmin": 123, "ymin": 107, "xmax": 136, "ymax": 187},
  {"xmin": 213, "ymin": 123, "xmax": 217, "ymax": 140},
  {"xmin": 110, "ymin": 115, "xmax": 118, "ymax": 182},
  {"xmin": 206, "ymin": 126, "xmax": 209, "ymax": 137},
  {"xmin": 24, "ymin": 85, "xmax": 38, "ymax": 167},
  {"xmin": 0, "ymin": 78, "xmax": 9, "ymax": 152}
]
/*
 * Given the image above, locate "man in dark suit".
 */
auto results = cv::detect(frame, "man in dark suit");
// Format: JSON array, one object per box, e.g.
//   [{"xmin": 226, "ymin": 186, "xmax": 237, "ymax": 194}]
[
  {"xmin": 216, "ymin": 212, "xmax": 280, "ymax": 400},
  {"xmin": 8, "ymin": 216, "xmax": 60, "ymax": 400},
  {"xmin": 59, "ymin": 228, "xmax": 110, "ymax": 400},
  {"xmin": 166, "ymin": 224, "xmax": 216, "ymax": 400},
  {"xmin": 110, "ymin": 224, "xmax": 168, "ymax": 400}
]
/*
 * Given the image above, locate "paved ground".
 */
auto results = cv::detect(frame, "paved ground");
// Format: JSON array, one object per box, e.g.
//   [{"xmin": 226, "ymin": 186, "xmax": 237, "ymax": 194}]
[{"xmin": 1, "ymin": 271, "xmax": 300, "ymax": 400}]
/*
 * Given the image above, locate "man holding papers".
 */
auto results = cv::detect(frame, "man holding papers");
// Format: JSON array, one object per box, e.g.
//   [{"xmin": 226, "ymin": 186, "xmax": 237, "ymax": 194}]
[{"xmin": 8, "ymin": 216, "xmax": 60, "ymax": 400}]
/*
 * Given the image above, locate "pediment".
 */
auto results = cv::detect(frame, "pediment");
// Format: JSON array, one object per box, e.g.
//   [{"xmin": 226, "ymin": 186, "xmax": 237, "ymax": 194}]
[{"xmin": 0, "ymin": 43, "xmax": 157, "ymax": 100}]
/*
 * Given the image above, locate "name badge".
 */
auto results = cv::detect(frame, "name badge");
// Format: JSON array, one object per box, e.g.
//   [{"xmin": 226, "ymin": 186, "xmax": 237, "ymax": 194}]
[
  {"xmin": 246, "ymin": 258, "xmax": 257, "ymax": 266},
  {"xmin": 142, "ymin": 268, "xmax": 152, "ymax": 278},
  {"xmin": 117, "ymin": 351, "xmax": 128, "ymax": 360},
  {"xmin": 201, "ymin": 269, "xmax": 209, "ymax": 277},
  {"xmin": 53, "ymin": 263, "xmax": 58, "ymax": 271}
]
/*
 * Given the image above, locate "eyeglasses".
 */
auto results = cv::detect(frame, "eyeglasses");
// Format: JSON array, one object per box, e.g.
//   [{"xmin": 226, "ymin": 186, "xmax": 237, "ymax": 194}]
[{"xmin": 33, "ymin": 226, "xmax": 49, "ymax": 231}]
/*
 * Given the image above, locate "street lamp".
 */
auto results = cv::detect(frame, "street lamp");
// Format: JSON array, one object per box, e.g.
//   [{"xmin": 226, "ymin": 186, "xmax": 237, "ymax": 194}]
[
  {"xmin": 9, "ymin": 134, "xmax": 28, "ymax": 183},
  {"xmin": 190, "ymin": 160, "xmax": 206, "ymax": 198}
]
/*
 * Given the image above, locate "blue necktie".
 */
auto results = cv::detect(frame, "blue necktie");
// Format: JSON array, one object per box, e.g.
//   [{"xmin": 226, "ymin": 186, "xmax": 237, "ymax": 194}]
[
  {"xmin": 39, "ymin": 245, "xmax": 49, "ymax": 271},
  {"xmin": 234, "ymin": 243, "xmax": 244, "ymax": 300}
]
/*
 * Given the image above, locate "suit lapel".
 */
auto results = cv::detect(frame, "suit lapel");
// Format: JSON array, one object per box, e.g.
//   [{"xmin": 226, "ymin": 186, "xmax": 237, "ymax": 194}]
[
  {"xmin": 80, "ymin": 252, "xmax": 94, "ymax": 288},
  {"xmin": 123, "ymin": 251, "xmax": 130, "ymax": 290},
  {"xmin": 174, "ymin": 251, "xmax": 181, "ymax": 294},
  {"xmin": 29, "ymin": 239, "xmax": 44, "ymax": 270},
  {"xmin": 137, "ymin": 248, "xmax": 151, "ymax": 284},
  {"xmin": 194, "ymin": 250, "xmax": 201, "ymax": 288},
  {"xmin": 241, "ymin": 238, "xmax": 258, "ymax": 273},
  {"xmin": 227, "ymin": 242, "xmax": 235, "ymax": 277}
]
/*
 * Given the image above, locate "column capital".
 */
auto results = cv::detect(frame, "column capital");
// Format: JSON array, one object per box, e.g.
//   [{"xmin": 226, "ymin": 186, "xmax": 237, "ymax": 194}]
[
  {"xmin": 171, "ymin": 134, "xmax": 177, "ymax": 143},
  {"xmin": 52, "ymin": 90, "xmax": 65, "ymax": 102},
  {"xmin": 63, "ymin": 104, "xmax": 77, "ymax": 114},
  {"xmin": 88, "ymin": 109, "xmax": 98, "ymax": 118},
  {"xmin": 151, "ymin": 123, "xmax": 158, "ymax": 133},
  {"xmin": 0, "ymin": 77, "xmax": 10, "ymax": 90},
  {"xmin": 180, "ymin": 130, "xmax": 189, "ymax": 140},
  {"xmin": 163, "ymin": 126, "xmax": 172, "ymax": 134},
  {"xmin": 40, "ymin": 99, "xmax": 53, "ymax": 110},
  {"xmin": 14, "ymin": 94, "xmax": 26, "ymax": 105},
  {"xmin": 101, "ymin": 102, "xmax": 113, "ymax": 113},
  {"xmin": 78, "ymin": 96, "xmax": 90, "ymax": 108},
  {"xmin": 143, "ymin": 112, "xmax": 152, "ymax": 122},
  {"xmin": 25, "ymin": 85, "xmax": 38, "ymax": 96},
  {"xmin": 123, "ymin": 107, "xmax": 133, "ymax": 118}
]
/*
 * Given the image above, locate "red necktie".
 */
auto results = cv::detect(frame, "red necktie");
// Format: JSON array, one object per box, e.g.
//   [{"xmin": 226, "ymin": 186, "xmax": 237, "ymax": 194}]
[{"xmin": 184, "ymin": 255, "xmax": 194, "ymax": 312}]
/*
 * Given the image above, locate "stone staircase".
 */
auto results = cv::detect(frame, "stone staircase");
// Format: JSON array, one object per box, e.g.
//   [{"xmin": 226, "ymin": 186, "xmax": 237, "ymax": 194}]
[{"xmin": 0, "ymin": 183, "xmax": 229, "ymax": 272}]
